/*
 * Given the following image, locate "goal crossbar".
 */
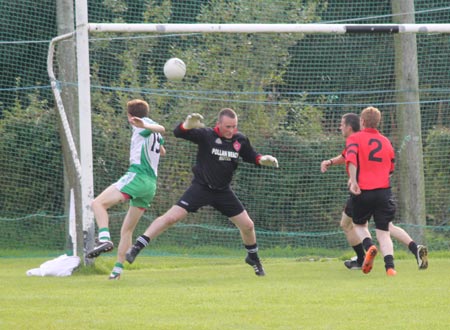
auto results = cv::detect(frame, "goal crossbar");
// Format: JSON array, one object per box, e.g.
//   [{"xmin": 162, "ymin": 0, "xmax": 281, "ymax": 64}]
[{"xmin": 88, "ymin": 23, "xmax": 450, "ymax": 34}]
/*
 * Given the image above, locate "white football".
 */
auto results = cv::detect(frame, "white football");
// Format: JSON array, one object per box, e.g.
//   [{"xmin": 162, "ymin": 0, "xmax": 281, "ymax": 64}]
[{"xmin": 163, "ymin": 58, "xmax": 186, "ymax": 81}]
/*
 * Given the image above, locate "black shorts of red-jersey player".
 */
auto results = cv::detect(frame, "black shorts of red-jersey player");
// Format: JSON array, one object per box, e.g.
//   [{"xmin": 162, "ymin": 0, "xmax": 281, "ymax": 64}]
[
  {"xmin": 350, "ymin": 188, "xmax": 396, "ymax": 231},
  {"xmin": 176, "ymin": 181, "xmax": 244, "ymax": 218},
  {"xmin": 343, "ymin": 195, "xmax": 353, "ymax": 218}
]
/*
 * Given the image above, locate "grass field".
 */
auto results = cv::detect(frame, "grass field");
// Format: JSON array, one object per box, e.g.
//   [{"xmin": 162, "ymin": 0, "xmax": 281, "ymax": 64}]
[{"xmin": 1, "ymin": 254, "xmax": 449, "ymax": 330}]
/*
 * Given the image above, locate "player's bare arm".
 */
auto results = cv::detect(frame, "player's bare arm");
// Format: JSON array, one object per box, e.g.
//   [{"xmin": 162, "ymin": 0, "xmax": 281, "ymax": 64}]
[
  {"xmin": 160, "ymin": 145, "xmax": 166, "ymax": 157},
  {"xmin": 321, "ymin": 154, "xmax": 345, "ymax": 173},
  {"xmin": 347, "ymin": 163, "xmax": 361, "ymax": 195},
  {"xmin": 129, "ymin": 116, "xmax": 165, "ymax": 133}
]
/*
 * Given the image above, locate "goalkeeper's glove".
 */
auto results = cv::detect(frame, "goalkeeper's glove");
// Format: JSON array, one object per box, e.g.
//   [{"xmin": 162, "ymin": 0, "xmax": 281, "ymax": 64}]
[
  {"xmin": 183, "ymin": 113, "xmax": 205, "ymax": 129},
  {"xmin": 259, "ymin": 155, "xmax": 279, "ymax": 168}
]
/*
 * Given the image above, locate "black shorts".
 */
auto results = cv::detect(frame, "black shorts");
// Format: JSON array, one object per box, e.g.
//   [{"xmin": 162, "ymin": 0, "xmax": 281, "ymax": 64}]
[
  {"xmin": 176, "ymin": 182, "xmax": 245, "ymax": 218},
  {"xmin": 343, "ymin": 196, "xmax": 353, "ymax": 218},
  {"xmin": 351, "ymin": 188, "xmax": 396, "ymax": 231}
]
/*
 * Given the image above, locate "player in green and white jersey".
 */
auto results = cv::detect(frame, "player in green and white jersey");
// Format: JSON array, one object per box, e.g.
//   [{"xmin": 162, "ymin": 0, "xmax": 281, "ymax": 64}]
[{"xmin": 86, "ymin": 99, "xmax": 166, "ymax": 280}]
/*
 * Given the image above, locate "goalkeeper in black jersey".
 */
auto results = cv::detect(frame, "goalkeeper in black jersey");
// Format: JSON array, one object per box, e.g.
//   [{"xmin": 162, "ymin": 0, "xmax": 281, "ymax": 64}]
[{"xmin": 126, "ymin": 108, "xmax": 278, "ymax": 276}]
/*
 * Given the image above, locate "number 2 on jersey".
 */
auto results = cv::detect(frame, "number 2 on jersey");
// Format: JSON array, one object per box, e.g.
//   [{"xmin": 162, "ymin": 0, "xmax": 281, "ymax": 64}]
[{"xmin": 368, "ymin": 138, "xmax": 382, "ymax": 162}]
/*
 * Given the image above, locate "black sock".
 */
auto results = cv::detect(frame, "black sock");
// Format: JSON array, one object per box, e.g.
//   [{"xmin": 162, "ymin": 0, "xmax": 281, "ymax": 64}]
[
  {"xmin": 384, "ymin": 255, "xmax": 395, "ymax": 270},
  {"xmin": 245, "ymin": 243, "xmax": 259, "ymax": 261},
  {"xmin": 352, "ymin": 243, "xmax": 365, "ymax": 265},
  {"xmin": 362, "ymin": 237, "xmax": 374, "ymax": 251},
  {"xmin": 408, "ymin": 241, "xmax": 418, "ymax": 257},
  {"xmin": 135, "ymin": 235, "xmax": 150, "ymax": 249}
]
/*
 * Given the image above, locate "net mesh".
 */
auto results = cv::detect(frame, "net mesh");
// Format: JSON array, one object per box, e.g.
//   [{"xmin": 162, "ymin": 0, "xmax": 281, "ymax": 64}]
[{"xmin": 1, "ymin": 0, "xmax": 449, "ymax": 255}]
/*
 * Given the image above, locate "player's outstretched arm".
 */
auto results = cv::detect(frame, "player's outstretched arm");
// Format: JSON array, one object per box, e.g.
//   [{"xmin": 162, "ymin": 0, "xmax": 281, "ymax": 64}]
[
  {"xmin": 129, "ymin": 117, "xmax": 166, "ymax": 133},
  {"xmin": 259, "ymin": 155, "xmax": 279, "ymax": 168},
  {"xmin": 182, "ymin": 113, "xmax": 205, "ymax": 129},
  {"xmin": 320, "ymin": 159, "xmax": 332, "ymax": 173},
  {"xmin": 321, "ymin": 154, "xmax": 345, "ymax": 173}
]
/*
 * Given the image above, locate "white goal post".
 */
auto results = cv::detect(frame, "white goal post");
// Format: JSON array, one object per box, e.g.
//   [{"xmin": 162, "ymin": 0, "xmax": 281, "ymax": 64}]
[{"xmin": 88, "ymin": 23, "xmax": 450, "ymax": 34}]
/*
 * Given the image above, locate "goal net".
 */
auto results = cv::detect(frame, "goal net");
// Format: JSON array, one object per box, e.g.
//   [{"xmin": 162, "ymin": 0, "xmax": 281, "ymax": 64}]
[
  {"xmin": 1, "ymin": 0, "xmax": 450, "ymax": 256},
  {"xmin": 71, "ymin": 27, "xmax": 450, "ymax": 253}
]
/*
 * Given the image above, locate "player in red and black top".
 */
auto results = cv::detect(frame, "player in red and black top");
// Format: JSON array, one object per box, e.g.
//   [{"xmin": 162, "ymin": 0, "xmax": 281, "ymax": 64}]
[
  {"xmin": 345, "ymin": 106, "xmax": 397, "ymax": 276},
  {"xmin": 125, "ymin": 108, "xmax": 279, "ymax": 276},
  {"xmin": 322, "ymin": 113, "xmax": 428, "ymax": 271}
]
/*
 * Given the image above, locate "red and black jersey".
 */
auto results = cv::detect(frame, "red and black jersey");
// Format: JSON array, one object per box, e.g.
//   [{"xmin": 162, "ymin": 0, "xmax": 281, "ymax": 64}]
[
  {"xmin": 345, "ymin": 128, "xmax": 395, "ymax": 190},
  {"xmin": 174, "ymin": 123, "xmax": 261, "ymax": 190}
]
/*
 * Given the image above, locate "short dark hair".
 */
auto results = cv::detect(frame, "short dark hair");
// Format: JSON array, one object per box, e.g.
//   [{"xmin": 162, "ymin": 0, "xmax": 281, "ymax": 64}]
[
  {"xmin": 343, "ymin": 113, "xmax": 360, "ymax": 132},
  {"xmin": 218, "ymin": 108, "xmax": 237, "ymax": 122},
  {"xmin": 127, "ymin": 99, "xmax": 149, "ymax": 118}
]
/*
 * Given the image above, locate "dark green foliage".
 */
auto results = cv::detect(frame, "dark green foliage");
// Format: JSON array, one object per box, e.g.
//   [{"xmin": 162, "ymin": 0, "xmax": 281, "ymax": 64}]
[
  {"xmin": 0, "ymin": 0, "xmax": 56, "ymax": 116},
  {"xmin": 0, "ymin": 94, "xmax": 64, "ymax": 217},
  {"xmin": 424, "ymin": 127, "xmax": 450, "ymax": 226}
]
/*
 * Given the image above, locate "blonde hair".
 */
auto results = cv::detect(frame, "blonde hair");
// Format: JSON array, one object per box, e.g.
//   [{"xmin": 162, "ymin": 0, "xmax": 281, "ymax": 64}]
[
  {"xmin": 127, "ymin": 99, "xmax": 149, "ymax": 118},
  {"xmin": 361, "ymin": 106, "xmax": 381, "ymax": 128}
]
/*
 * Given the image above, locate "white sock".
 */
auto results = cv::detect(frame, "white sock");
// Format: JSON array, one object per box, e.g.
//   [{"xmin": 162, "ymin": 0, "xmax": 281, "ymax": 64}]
[{"xmin": 98, "ymin": 227, "xmax": 111, "ymax": 242}]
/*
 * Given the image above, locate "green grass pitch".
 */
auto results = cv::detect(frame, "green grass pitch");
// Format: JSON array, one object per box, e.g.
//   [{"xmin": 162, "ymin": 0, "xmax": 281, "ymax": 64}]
[{"xmin": 1, "ymin": 255, "xmax": 449, "ymax": 329}]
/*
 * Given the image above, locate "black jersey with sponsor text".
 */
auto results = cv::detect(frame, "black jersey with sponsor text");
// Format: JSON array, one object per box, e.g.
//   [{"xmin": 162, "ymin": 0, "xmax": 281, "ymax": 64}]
[{"xmin": 174, "ymin": 123, "xmax": 260, "ymax": 190}]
